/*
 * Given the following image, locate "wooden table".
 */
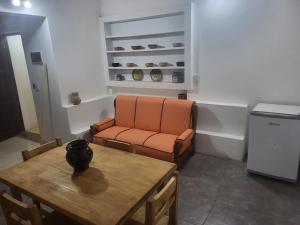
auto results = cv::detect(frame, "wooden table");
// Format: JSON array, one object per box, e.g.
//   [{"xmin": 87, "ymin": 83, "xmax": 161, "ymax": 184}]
[{"xmin": 0, "ymin": 143, "xmax": 176, "ymax": 225}]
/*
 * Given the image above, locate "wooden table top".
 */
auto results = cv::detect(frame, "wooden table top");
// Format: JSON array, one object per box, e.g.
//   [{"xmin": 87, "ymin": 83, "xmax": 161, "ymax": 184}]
[{"xmin": 0, "ymin": 143, "xmax": 176, "ymax": 225}]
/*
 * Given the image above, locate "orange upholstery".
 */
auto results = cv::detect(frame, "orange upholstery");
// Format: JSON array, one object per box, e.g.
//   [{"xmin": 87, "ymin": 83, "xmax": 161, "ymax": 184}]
[
  {"xmin": 116, "ymin": 129, "xmax": 157, "ymax": 145},
  {"xmin": 91, "ymin": 95, "xmax": 195, "ymax": 166},
  {"xmin": 93, "ymin": 136, "xmax": 105, "ymax": 145},
  {"xmin": 177, "ymin": 129, "xmax": 194, "ymax": 141},
  {"xmin": 94, "ymin": 126, "xmax": 129, "ymax": 140},
  {"xmin": 135, "ymin": 96, "xmax": 164, "ymax": 132},
  {"xmin": 177, "ymin": 129, "xmax": 194, "ymax": 155},
  {"xmin": 161, "ymin": 99, "xmax": 193, "ymax": 135},
  {"xmin": 115, "ymin": 96, "xmax": 137, "ymax": 128},
  {"xmin": 144, "ymin": 133, "xmax": 177, "ymax": 153},
  {"xmin": 94, "ymin": 118, "xmax": 115, "ymax": 131},
  {"xmin": 135, "ymin": 145, "xmax": 174, "ymax": 162}
]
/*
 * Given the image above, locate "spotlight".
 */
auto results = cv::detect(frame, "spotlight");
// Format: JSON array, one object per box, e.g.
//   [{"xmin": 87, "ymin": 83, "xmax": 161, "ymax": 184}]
[
  {"xmin": 11, "ymin": 0, "xmax": 21, "ymax": 7},
  {"xmin": 23, "ymin": 0, "xmax": 32, "ymax": 8}
]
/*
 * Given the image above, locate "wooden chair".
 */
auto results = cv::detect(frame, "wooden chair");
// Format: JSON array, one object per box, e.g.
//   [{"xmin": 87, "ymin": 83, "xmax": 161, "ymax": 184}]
[
  {"xmin": 22, "ymin": 138, "xmax": 63, "ymax": 161},
  {"xmin": 125, "ymin": 174, "xmax": 178, "ymax": 225},
  {"xmin": 103, "ymin": 139, "xmax": 134, "ymax": 153},
  {"xmin": 0, "ymin": 190, "xmax": 81, "ymax": 225},
  {"xmin": 20, "ymin": 138, "xmax": 63, "ymax": 207}
]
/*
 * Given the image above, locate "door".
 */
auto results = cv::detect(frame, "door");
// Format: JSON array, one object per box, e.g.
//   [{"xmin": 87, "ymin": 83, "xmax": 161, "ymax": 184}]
[{"xmin": 0, "ymin": 36, "xmax": 24, "ymax": 141}]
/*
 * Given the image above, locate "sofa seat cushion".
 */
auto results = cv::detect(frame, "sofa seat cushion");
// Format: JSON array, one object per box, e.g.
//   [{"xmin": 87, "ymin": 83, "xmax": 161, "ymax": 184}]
[
  {"xmin": 135, "ymin": 145, "xmax": 174, "ymax": 162},
  {"xmin": 116, "ymin": 129, "xmax": 157, "ymax": 145},
  {"xmin": 143, "ymin": 133, "xmax": 178, "ymax": 153},
  {"xmin": 94, "ymin": 126, "xmax": 130, "ymax": 140}
]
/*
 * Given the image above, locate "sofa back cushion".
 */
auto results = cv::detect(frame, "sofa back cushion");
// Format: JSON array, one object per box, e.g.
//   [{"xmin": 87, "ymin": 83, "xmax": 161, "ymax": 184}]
[
  {"xmin": 135, "ymin": 96, "xmax": 165, "ymax": 132},
  {"xmin": 115, "ymin": 95, "xmax": 137, "ymax": 128},
  {"xmin": 161, "ymin": 99, "xmax": 193, "ymax": 135}
]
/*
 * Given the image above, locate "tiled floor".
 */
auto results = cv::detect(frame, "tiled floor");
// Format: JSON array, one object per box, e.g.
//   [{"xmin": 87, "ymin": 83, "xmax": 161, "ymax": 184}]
[
  {"xmin": 0, "ymin": 135, "xmax": 40, "ymax": 170},
  {"xmin": 1, "ymin": 147, "xmax": 300, "ymax": 225},
  {"xmin": 179, "ymin": 154, "xmax": 300, "ymax": 225}
]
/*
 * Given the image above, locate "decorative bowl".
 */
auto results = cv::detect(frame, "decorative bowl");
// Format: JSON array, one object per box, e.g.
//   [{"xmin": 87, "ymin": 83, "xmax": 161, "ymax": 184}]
[
  {"xmin": 159, "ymin": 62, "xmax": 169, "ymax": 67},
  {"xmin": 131, "ymin": 45, "xmax": 144, "ymax": 50},
  {"xmin": 148, "ymin": 44, "xmax": 158, "ymax": 49},
  {"xmin": 132, "ymin": 69, "xmax": 144, "ymax": 81},
  {"xmin": 173, "ymin": 43, "xmax": 184, "ymax": 48},
  {"xmin": 114, "ymin": 47, "xmax": 125, "ymax": 51},
  {"xmin": 66, "ymin": 139, "xmax": 93, "ymax": 173},
  {"xmin": 145, "ymin": 63, "xmax": 155, "ymax": 67},
  {"xmin": 127, "ymin": 63, "xmax": 137, "ymax": 67},
  {"xmin": 176, "ymin": 61, "xmax": 185, "ymax": 67},
  {"xmin": 150, "ymin": 69, "xmax": 162, "ymax": 82},
  {"xmin": 112, "ymin": 63, "xmax": 121, "ymax": 67}
]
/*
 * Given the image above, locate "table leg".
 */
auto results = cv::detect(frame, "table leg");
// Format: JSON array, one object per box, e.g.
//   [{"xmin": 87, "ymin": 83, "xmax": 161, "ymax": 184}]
[{"xmin": 10, "ymin": 187, "xmax": 22, "ymax": 201}]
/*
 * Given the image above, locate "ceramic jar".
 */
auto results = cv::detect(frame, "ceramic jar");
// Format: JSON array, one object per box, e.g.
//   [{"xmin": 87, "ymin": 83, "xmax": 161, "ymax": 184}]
[
  {"xmin": 70, "ymin": 92, "xmax": 81, "ymax": 105},
  {"xmin": 66, "ymin": 139, "xmax": 93, "ymax": 173}
]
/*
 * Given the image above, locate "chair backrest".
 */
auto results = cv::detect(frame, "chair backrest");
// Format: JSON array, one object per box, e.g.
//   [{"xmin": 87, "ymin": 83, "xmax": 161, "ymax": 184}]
[
  {"xmin": 22, "ymin": 138, "xmax": 63, "ymax": 161},
  {"xmin": 0, "ymin": 190, "xmax": 43, "ymax": 225},
  {"xmin": 146, "ymin": 175, "xmax": 178, "ymax": 225},
  {"xmin": 104, "ymin": 139, "xmax": 134, "ymax": 153}
]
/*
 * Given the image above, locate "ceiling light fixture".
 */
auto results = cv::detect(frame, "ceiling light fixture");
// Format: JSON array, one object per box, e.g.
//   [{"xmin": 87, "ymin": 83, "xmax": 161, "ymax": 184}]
[
  {"xmin": 11, "ymin": 0, "xmax": 21, "ymax": 7},
  {"xmin": 23, "ymin": 0, "xmax": 32, "ymax": 8}
]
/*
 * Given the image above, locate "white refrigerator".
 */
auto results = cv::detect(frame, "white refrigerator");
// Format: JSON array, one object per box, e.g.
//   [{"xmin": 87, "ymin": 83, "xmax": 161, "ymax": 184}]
[{"xmin": 247, "ymin": 103, "xmax": 300, "ymax": 182}]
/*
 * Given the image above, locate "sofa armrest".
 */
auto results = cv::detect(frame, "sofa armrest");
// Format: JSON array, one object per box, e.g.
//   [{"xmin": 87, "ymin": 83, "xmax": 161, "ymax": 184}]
[
  {"xmin": 174, "ymin": 129, "xmax": 195, "ymax": 155},
  {"xmin": 177, "ymin": 129, "xmax": 194, "ymax": 142},
  {"xmin": 90, "ymin": 118, "xmax": 115, "ymax": 136}
]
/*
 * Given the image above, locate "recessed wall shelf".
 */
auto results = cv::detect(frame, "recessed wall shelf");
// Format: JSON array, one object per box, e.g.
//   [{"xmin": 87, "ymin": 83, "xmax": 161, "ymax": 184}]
[
  {"xmin": 105, "ymin": 30, "xmax": 184, "ymax": 40},
  {"xmin": 107, "ymin": 80, "xmax": 186, "ymax": 90},
  {"xmin": 99, "ymin": 7, "xmax": 193, "ymax": 90},
  {"xmin": 106, "ymin": 47, "xmax": 184, "ymax": 54},
  {"xmin": 108, "ymin": 66, "xmax": 185, "ymax": 70}
]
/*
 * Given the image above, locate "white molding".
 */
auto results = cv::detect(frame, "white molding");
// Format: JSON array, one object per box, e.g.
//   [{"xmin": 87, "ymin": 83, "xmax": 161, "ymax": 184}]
[
  {"xmin": 194, "ymin": 100, "xmax": 249, "ymax": 109},
  {"xmin": 62, "ymin": 95, "xmax": 111, "ymax": 109},
  {"xmin": 196, "ymin": 129, "xmax": 245, "ymax": 141},
  {"xmin": 106, "ymin": 81, "xmax": 186, "ymax": 90}
]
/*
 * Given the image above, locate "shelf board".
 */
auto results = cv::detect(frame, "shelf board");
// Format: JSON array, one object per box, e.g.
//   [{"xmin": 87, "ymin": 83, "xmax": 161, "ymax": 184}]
[
  {"xmin": 107, "ymin": 80, "xmax": 186, "ymax": 90},
  {"xmin": 106, "ymin": 47, "xmax": 184, "ymax": 54},
  {"xmin": 194, "ymin": 100, "xmax": 248, "ymax": 109},
  {"xmin": 108, "ymin": 66, "xmax": 185, "ymax": 70},
  {"xmin": 62, "ymin": 95, "xmax": 111, "ymax": 109},
  {"xmin": 105, "ymin": 30, "xmax": 184, "ymax": 39},
  {"xmin": 196, "ymin": 129, "xmax": 245, "ymax": 141}
]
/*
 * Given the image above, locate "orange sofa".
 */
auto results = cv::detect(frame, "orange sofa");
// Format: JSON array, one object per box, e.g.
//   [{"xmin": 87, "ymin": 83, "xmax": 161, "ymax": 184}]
[{"xmin": 90, "ymin": 95, "xmax": 196, "ymax": 168}]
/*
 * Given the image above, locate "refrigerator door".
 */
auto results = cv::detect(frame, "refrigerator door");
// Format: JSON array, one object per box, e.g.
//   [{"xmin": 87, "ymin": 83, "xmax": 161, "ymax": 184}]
[{"xmin": 247, "ymin": 115, "xmax": 300, "ymax": 181}]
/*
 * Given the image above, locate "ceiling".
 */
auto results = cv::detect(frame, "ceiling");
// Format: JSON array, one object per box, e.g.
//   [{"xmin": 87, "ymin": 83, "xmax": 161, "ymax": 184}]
[{"xmin": 0, "ymin": 12, "xmax": 45, "ymax": 38}]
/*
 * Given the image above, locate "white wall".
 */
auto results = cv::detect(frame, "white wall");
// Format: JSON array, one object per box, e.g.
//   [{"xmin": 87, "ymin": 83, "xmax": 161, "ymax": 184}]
[
  {"xmin": 23, "ymin": 19, "xmax": 63, "ymax": 141},
  {"xmin": 0, "ymin": 0, "xmax": 106, "ymax": 141},
  {"xmin": 189, "ymin": 0, "xmax": 300, "ymax": 107},
  {"xmin": 6, "ymin": 35, "xmax": 38, "ymax": 131},
  {"xmin": 100, "ymin": 0, "xmax": 300, "ymax": 107},
  {"xmin": 100, "ymin": 0, "xmax": 189, "ymax": 16}
]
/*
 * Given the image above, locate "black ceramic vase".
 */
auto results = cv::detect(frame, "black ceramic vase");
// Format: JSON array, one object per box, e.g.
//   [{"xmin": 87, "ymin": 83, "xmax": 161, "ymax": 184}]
[{"xmin": 66, "ymin": 139, "xmax": 93, "ymax": 173}]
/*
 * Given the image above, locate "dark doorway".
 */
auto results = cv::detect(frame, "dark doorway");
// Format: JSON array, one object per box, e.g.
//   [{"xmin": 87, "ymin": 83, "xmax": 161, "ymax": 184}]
[{"xmin": 0, "ymin": 36, "xmax": 24, "ymax": 141}]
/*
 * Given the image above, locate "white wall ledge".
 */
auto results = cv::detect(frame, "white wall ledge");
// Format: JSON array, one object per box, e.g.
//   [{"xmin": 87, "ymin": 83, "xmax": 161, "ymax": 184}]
[
  {"xmin": 62, "ymin": 95, "xmax": 112, "ymax": 109},
  {"xmin": 193, "ymin": 100, "xmax": 248, "ymax": 109}
]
